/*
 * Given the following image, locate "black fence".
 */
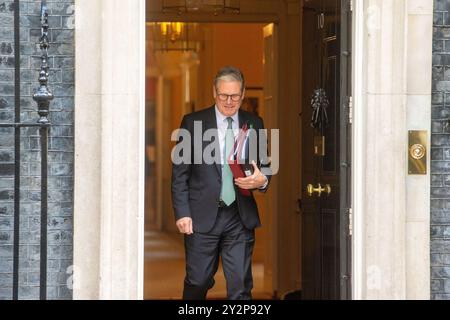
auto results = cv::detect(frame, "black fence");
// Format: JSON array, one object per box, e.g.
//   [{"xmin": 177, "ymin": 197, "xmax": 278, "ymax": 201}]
[{"xmin": 0, "ymin": 0, "xmax": 52, "ymax": 300}]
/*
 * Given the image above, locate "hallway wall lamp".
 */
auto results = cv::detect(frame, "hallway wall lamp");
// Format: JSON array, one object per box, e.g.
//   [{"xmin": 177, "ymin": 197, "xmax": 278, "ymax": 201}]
[
  {"xmin": 147, "ymin": 22, "xmax": 202, "ymax": 52},
  {"xmin": 159, "ymin": 22, "xmax": 183, "ymax": 41},
  {"xmin": 162, "ymin": 0, "xmax": 240, "ymax": 15}
]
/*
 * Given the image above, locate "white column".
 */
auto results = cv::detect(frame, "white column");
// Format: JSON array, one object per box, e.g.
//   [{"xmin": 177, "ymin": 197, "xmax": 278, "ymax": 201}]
[
  {"xmin": 98, "ymin": 0, "xmax": 145, "ymax": 300},
  {"xmin": 365, "ymin": 0, "xmax": 408, "ymax": 300},
  {"xmin": 405, "ymin": 0, "xmax": 433, "ymax": 300},
  {"xmin": 353, "ymin": 0, "xmax": 432, "ymax": 299},
  {"xmin": 74, "ymin": 0, "xmax": 145, "ymax": 299},
  {"xmin": 73, "ymin": 0, "xmax": 102, "ymax": 300}
]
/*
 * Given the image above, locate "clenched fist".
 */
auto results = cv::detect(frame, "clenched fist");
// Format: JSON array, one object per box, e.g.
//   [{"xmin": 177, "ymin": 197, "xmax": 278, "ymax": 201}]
[{"xmin": 176, "ymin": 217, "xmax": 193, "ymax": 235}]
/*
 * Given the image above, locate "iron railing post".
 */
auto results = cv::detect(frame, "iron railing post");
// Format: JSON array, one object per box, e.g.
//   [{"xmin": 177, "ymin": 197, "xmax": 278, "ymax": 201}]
[
  {"xmin": 12, "ymin": 0, "xmax": 21, "ymax": 301},
  {"xmin": 33, "ymin": 0, "xmax": 53, "ymax": 300},
  {"xmin": 0, "ymin": 0, "xmax": 53, "ymax": 301}
]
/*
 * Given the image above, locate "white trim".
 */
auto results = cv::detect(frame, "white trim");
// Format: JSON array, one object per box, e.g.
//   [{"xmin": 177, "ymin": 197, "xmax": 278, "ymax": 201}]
[
  {"xmin": 73, "ymin": 0, "xmax": 103, "ymax": 299},
  {"xmin": 74, "ymin": 0, "xmax": 145, "ymax": 299},
  {"xmin": 352, "ymin": 0, "xmax": 365, "ymax": 300},
  {"xmin": 137, "ymin": 0, "xmax": 146, "ymax": 300}
]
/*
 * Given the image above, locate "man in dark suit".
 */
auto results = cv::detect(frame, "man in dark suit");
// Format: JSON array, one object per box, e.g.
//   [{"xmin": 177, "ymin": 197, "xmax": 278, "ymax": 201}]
[{"xmin": 171, "ymin": 66, "xmax": 270, "ymax": 300}]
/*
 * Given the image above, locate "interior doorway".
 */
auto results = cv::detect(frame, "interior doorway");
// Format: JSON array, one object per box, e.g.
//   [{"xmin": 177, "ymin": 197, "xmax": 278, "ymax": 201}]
[{"xmin": 144, "ymin": 22, "xmax": 275, "ymax": 299}]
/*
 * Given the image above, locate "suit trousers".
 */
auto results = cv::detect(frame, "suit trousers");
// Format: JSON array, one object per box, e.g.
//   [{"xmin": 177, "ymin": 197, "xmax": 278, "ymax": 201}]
[{"xmin": 183, "ymin": 202, "xmax": 255, "ymax": 300}]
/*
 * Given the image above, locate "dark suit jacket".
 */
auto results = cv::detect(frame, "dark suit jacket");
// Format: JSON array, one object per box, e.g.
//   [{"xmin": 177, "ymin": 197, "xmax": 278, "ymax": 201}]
[{"xmin": 171, "ymin": 105, "xmax": 271, "ymax": 233}]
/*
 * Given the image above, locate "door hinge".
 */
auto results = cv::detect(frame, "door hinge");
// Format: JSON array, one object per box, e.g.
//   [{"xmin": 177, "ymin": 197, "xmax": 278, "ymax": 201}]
[
  {"xmin": 348, "ymin": 207, "xmax": 353, "ymax": 236},
  {"xmin": 317, "ymin": 13, "xmax": 324, "ymax": 29},
  {"xmin": 349, "ymin": 0, "xmax": 353, "ymax": 12},
  {"xmin": 297, "ymin": 198, "xmax": 302, "ymax": 212},
  {"xmin": 348, "ymin": 96, "xmax": 353, "ymax": 124}
]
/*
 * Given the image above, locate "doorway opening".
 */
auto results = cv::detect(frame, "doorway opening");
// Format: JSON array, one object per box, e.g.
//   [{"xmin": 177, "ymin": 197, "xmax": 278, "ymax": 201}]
[
  {"xmin": 143, "ymin": 0, "xmax": 352, "ymax": 300},
  {"xmin": 144, "ymin": 22, "xmax": 275, "ymax": 299}
]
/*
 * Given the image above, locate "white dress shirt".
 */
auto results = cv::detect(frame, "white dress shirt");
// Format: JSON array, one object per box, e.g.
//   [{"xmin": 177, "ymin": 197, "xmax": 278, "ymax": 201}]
[
  {"xmin": 214, "ymin": 105, "xmax": 268, "ymax": 189},
  {"xmin": 215, "ymin": 105, "xmax": 239, "ymax": 164}
]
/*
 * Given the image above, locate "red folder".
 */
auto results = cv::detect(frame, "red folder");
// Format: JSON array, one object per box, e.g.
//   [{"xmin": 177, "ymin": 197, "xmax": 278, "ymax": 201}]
[
  {"xmin": 227, "ymin": 123, "xmax": 252, "ymax": 196},
  {"xmin": 228, "ymin": 161, "xmax": 251, "ymax": 196}
]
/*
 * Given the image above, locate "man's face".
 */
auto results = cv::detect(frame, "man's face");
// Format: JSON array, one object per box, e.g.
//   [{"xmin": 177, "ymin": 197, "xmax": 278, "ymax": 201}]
[{"xmin": 213, "ymin": 80, "xmax": 245, "ymax": 117}]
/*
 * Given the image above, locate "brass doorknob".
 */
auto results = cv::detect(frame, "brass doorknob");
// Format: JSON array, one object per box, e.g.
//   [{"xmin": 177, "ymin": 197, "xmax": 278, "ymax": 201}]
[
  {"xmin": 409, "ymin": 143, "xmax": 426, "ymax": 160},
  {"xmin": 307, "ymin": 183, "xmax": 331, "ymax": 197}
]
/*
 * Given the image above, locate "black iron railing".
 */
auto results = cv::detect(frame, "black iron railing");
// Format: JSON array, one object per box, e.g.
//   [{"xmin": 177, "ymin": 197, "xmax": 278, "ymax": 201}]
[{"xmin": 0, "ymin": 0, "xmax": 52, "ymax": 300}]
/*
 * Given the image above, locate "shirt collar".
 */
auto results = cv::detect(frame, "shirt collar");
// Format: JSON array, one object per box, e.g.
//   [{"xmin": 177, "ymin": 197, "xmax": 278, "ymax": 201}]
[{"xmin": 214, "ymin": 105, "xmax": 239, "ymax": 125}]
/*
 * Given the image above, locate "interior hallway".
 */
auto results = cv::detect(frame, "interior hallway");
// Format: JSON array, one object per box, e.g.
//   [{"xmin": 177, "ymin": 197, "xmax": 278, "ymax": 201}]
[
  {"xmin": 145, "ymin": 22, "xmax": 275, "ymax": 300},
  {"xmin": 144, "ymin": 230, "xmax": 272, "ymax": 300}
]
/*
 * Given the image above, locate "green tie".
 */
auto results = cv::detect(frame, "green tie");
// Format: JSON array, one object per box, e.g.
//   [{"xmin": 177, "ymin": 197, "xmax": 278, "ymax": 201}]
[{"xmin": 221, "ymin": 117, "xmax": 236, "ymax": 206}]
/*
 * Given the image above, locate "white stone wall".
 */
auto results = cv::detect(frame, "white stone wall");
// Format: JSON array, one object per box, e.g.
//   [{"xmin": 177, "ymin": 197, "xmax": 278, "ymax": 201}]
[
  {"xmin": 73, "ymin": 0, "xmax": 145, "ymax": 300},
  {"xmin": 353, "ymin": 0, "xmax": 432, "ymax": 299}
]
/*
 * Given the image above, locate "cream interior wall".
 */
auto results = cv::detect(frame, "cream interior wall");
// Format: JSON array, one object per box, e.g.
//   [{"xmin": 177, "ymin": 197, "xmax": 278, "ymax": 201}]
[
  {"xmin": 211, "ymin": 24, "xmax": 265, "ymax": 88},
  {"xmin": 197, "ymin": 23, "xmax": 265, "ymax": 110}
]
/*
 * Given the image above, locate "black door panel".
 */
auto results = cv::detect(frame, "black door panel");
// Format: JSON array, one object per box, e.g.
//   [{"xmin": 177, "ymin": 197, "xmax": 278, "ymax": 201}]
[{"xmin": 301, "ymin": 0, "xmax": 351, "ymax": 300}]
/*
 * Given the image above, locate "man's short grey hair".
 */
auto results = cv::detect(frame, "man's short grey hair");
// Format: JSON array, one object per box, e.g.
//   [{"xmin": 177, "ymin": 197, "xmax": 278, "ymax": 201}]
[{"xmin": 214, "ymin": 66, "xmax": 245, "ymax": 93}]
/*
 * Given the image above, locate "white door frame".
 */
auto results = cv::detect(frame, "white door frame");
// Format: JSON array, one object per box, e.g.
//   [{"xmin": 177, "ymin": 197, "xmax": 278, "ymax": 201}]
[
  {"xmin": 351, "ymin": 0, "xmax": 432, "ymax": 299},
  {"xmin": 74, "ymin": 0, "xmax": 433, "ymax": 300},
  {"xmin": 351, "ymin": 0, "xmax": 365, "ymax": 300},
  {"xmin": 73, "ymin": 0, "xmax": 352, "ymax": 300},
  {"xmin": 74, "ymin": 0, "xmax": 358, "ymax": 300},
  {"xmin": 73, "ymin": 0, "xmax": 146, "ymax": 300}
]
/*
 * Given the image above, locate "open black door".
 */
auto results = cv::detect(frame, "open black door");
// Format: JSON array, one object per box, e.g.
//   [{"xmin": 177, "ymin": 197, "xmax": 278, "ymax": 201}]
[{"xmin": 301, "ymin": 0, "xmax": 352, "ymax": 300}]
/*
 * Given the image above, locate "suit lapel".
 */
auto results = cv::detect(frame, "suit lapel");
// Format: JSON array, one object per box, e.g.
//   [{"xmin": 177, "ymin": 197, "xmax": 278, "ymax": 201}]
[
  {"xmin": 203, "ymin": 106, "xmax": 222, "ymax": 177},
  {"xmin": 238, "ymin": 109, "xmax": 247, "ymax": 129}
]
